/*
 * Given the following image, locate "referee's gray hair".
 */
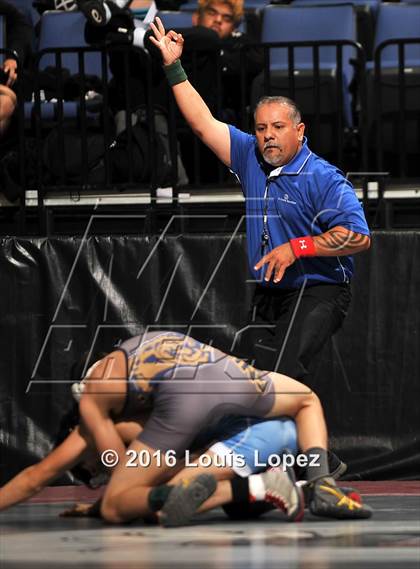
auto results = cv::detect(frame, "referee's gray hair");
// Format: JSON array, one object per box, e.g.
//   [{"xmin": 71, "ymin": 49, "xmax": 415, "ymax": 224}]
[{"xmin": 254, "ymin": 96, "xmax": 302, "ymax": 125}]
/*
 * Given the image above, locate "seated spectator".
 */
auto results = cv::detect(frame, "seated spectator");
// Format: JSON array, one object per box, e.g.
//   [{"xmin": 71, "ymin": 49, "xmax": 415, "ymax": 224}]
[
  {"xmin": 83, "ymin": 0, "xmax": 261, "ymax": 114},
  {"xmin": 172, "ymin": 0, "xmax": 263, "ymax": 118},
  {"xmin": 0, "ymin": 0, "xmax": 33, "ymax": 138},
  {"xmin": 0, "ymin": 85, "xmax": 16, "ymax": 137},
  {"xmin": 82, "ymin": 0, "xmax": 262, "ymax": 182},
  {"xmin": 176, "ymin": 0, "xmax": 263, "ymax": 181}
]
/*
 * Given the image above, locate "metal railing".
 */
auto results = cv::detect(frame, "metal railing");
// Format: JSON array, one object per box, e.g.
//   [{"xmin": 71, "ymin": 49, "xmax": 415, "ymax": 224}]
[
  {"xmin": 374, "ymin": 37, "xmax": 420, "ymax": 178},
  {"xmin": 240, "ymin": 39, "xmax": 368, "ymax": 170},
  {"xmin": 2, "ymin": 38, "xmax": 420, "ymax": 234}
]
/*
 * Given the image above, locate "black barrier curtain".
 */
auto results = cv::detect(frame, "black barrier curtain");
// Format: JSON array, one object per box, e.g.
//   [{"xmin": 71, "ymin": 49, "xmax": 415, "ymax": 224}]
[{"xmin": 1, "ymin": 231, "xmax": 419, "ymax": 483}]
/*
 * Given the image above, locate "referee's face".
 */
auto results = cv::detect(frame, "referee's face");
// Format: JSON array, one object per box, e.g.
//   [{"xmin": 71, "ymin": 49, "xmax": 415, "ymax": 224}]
[{"xmin": 255, "ymin": 103, "xmax": 305, "ymax": 167}]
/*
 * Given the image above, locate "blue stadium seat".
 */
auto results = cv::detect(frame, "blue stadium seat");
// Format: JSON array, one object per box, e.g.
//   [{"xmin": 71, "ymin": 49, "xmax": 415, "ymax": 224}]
[
  {"xmin": 24, "ymin": 101, "xmax": 79, "ymax": 122},
  {"xmin": 12, "ymin": 0, "xmax": 40, "ymax": 26},
  {"xmin": 157, "ymin": 10, "xmax": 193, "ymax": 29},
  {"xmin": 261, "ymin": 5, "xmax": 356, "ymax": 77},
  {"xmin": 27, "ymin": 12, "xmax": 108, "ymax": 125},
  {"xmin": 292, "ymin": 0, "xmax": 379, "ymax": 57},
  {"xmin": 179, "ymin": 2, "xmax": 199, "ymax": 11},
  {"xmin": 292, "ymin": 0, "xmax": 379, "ymax": 12},
  {"xmin": 260, "ymin": 5, "xmax": 357, "ymax": 127},
  {"xmin": 38, "ymin": 11, "xmax": 106, "ymax": 77},
  {"xmin": 251, "ymin": 4, "xmax": 360, "ymax": 163},
  {"xmin": 367, "ymin": 3, "xmax": 420, "ymax": 176},
  {"xmin": 243, "ymin": 0, "xmax": 270, "ymax": 10},
  {"xmin": 373, "ymin": 3, "xmax": 420, "ymax": 68}
]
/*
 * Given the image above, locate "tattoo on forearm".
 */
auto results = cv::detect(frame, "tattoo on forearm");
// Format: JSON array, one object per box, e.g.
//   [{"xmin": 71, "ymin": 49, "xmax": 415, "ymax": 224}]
[{"xmin": 316, "ymin": 230, "xmax": 369, "ymax": 251}]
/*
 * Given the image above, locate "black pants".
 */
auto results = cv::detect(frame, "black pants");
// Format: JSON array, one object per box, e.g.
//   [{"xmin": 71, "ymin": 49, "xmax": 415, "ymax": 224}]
[{"xmin": 233, "ymin": 283, "xmax": 352, "ymax": 384}]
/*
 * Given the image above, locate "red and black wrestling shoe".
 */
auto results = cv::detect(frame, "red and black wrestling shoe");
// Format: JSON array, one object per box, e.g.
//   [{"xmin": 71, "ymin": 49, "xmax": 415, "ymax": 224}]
[{"xmin": 309, "ymin": 478, "xmax": 372, "ymax": 520}]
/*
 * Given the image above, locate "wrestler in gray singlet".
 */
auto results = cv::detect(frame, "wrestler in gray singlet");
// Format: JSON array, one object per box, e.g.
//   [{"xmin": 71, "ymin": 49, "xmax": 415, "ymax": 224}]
[{"xmin": 117, "ymin": 331, "xmax": 275, "ymax": 454}]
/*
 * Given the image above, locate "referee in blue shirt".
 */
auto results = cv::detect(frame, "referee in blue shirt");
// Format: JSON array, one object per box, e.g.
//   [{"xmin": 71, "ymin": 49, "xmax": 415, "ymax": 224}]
[{"xmin": 150, "ymin": 19, "xmax": 371, "ymax": 383}]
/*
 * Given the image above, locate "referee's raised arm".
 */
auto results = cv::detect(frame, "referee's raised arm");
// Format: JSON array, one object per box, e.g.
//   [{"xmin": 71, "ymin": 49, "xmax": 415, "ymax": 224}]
[{"xmin": 149, "ymin": 17, "xmax": 231, "ymax": 167}]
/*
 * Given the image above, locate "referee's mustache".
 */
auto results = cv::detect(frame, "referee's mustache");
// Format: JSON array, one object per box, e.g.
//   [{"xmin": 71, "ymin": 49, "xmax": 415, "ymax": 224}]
[{"xmin": 263, "ymin": 143, "xmax": 281, "ymax": 151}]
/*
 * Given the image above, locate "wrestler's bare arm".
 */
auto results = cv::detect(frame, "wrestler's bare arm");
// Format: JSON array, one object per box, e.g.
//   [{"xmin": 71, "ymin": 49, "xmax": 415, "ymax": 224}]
[
  {"xmin": 264, "ymin": 372, "xmax": 328, "ymax": 452},
  {"xmin": 0, "ymin": 427, "xmax": 88, "ymax": 511},
  {"xmin": 0, "ymin": 420, "xmax": 143, "ymax": 513}
]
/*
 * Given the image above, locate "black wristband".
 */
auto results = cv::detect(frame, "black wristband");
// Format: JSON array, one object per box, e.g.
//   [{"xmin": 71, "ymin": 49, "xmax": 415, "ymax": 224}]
[{"xmin": 163, "ymin": 60, "xmax": 188, "ymax": 87}]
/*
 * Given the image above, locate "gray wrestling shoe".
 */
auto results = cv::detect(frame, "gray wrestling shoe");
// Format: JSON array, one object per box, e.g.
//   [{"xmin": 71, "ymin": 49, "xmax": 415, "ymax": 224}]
[
  {"xmin": 260, "ymin": 466, "xmax": 304, "ymax": 522},
  {"xmin": 159, "ymin": 474, "xmax": 217, "ymax": 527}
]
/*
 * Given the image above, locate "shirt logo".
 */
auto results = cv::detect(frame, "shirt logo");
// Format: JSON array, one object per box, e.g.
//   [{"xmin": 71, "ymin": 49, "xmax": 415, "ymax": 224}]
[{"xmin": 279, "ymin": 193, "xmax": 297, "ymax": 205}]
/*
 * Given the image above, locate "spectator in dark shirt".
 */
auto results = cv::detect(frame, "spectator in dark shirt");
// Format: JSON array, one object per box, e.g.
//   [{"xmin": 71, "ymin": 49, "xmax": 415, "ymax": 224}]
[
  {"xmin": 0, "ymin": 0, "xmax": 33, "ymax": 136},
  {"xmin": 82, "ymin": 1, "xmax": 263, "ymax": 182}
]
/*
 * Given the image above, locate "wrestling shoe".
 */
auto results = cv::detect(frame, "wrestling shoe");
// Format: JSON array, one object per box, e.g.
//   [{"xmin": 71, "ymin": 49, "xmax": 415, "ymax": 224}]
[
  {"xmin": 299, "ymin": 481, "xmax": 363, "ymax": 508},
  {"xmin": 341, "ymin": 486, "xmax": 363, "ymax": 504},
  {"xmin": 259, "ymin": 466, "xmax": 304, "ymax": 522},
  {"xmin": 159, "ymin": 474, "xmax": 217, "ymax": 527},
  {"xmin": 309, "ymin": 478, "xmax": 372, "ymax": 520},
  {"xmin": 78, "ymin": 0, "xmax": 111, "ymax": 26}
]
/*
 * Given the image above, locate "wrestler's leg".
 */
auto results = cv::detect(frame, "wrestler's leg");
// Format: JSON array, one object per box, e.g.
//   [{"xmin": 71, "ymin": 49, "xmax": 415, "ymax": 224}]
[
  {"xmin": 100, "ymin": 439, "xmax": 183, "ymax": 523},
  {"xmin": 265, "ymin": 372, "xmax": 328, "ymax": 453},
  {"xmin": 263, "ymin": 374, "xmax": 372, "ymax": 519},
  {"xmin": 161, "ymin": 417, "xmax": 301, "ymax": 522},
  {"xmin": 100, "ymin": 438, "xmax": 221, "ymax": 525}
]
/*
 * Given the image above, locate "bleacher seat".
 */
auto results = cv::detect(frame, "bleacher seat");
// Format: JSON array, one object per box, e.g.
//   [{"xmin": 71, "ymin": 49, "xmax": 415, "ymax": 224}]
[
  {"xmin": 292, "ymin": 0, "xmax": 379, "ymax": 58},
  {"xmin": 157, "ymin": 11, "xmax": 193, "ymax": 29},
  {"xmin": 251, "ymin": 3, "xmax": 359, "ymax": 156},
  {"xmin": 292, "ymin": 0, "xmax": 379, "ymax": 11},
  {"xmin": 261, "ymin": 5, "xmax": 356, "ymax": 77},
  {"xmin": 13, "ymin": 0, "xmax": 40, "ymax": 27},
  {"xmin": 373, "ymin": 3, "xmax": 420, "ymax": 68},
  {"xmin": 242, "ymin": 0, "xmax": 270, "ymax": 10},
  {"xmin": 37, "ymin": 11, "xmax": 105, "ymax": 76},
  {"xmin": 26, "ymin": 11, "xmax": 108, "ymax": 124},
  {"xmin": 368, "ymin": 2, "xmax": 420, "ymax": 176}
]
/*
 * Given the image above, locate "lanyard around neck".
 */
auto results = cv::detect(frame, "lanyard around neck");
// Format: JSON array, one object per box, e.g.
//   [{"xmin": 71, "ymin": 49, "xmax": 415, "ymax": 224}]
[
  {"xmin": 260, "ymin": 167, "xmax": 283, "ymax": 256},
  {"xmin": 261, "ymin": 179, "xmax": 271, "ymax": 255}
]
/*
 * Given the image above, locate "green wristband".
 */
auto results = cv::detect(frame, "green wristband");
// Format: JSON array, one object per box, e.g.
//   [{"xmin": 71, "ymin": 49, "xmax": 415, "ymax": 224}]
[{"xmin": 163, "ymin": 60, "xmax": 188, "ymax": 87}]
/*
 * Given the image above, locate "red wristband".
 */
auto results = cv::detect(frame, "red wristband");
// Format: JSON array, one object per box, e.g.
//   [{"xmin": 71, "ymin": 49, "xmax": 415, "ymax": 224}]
[{"xmin": 290, "ymin": 236, "xmax": 316, "ymax": 258}]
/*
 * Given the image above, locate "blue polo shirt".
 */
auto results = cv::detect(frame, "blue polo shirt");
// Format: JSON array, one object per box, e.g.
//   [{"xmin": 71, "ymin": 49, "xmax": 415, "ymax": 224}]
[{"xmin": 229, "ymin": 125, "xmax": 370, "ymax": 289}]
